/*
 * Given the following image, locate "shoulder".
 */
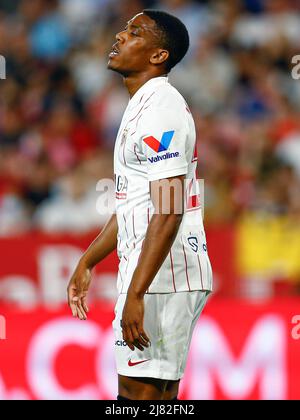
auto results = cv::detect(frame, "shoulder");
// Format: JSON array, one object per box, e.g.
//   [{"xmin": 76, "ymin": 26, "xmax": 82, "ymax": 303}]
[
  {"xmin": 152, "ymin": 82, "xmax": 187, "ymax": 110},
  {"xmin": 140, "ymin": 83, "xmax": 188, "ymax": 124}
]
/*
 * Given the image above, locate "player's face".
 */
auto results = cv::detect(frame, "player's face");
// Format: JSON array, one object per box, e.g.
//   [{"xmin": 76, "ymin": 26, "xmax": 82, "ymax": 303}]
[{"xmin": 108, "ymin": 13, "xmax": 161, "ymax": 76}]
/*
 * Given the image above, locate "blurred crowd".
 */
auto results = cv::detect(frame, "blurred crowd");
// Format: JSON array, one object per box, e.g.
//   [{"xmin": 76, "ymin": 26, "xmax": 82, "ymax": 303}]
[{"xmin": 0, "ymin": 0, "xmax": 300, "ymax": 236}]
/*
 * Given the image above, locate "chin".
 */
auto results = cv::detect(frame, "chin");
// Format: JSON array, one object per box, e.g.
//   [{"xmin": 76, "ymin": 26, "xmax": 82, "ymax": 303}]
[
  {"xmin": 107, "ymin": 62, "xmax": 128, "ymax": 77},
  {"xmin": 107, "ymin": 60, "xmax": 116, "ymax": 70},
  {"xmin": 108, "ymin": 59, "xmax": 119, "ymax": 71}
]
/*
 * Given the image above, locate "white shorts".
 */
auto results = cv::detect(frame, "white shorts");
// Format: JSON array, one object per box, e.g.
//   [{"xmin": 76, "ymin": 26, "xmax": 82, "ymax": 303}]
[{"xmin": 112, "ymin": 290, "xmax": 210, "ymax": 381}]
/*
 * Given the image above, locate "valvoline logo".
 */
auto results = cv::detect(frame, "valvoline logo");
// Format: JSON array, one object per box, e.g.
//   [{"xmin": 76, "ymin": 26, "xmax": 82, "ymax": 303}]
[
  {"xmin": 143, "ymin": 131, "xmax": 179, "ymax": 163},
  {"xmin": 143, "ymin": 130, "xmax": 175, "ymax": 153}
]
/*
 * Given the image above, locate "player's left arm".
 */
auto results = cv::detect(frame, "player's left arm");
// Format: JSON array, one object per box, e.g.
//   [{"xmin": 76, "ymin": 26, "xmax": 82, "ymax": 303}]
[{"xmin": 121, "ymin": 174, "xmax": 185, "ymax": 351}]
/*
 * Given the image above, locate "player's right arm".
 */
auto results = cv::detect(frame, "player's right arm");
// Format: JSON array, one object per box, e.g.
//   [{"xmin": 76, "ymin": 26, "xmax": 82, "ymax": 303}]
[{"xmin": 67, "ymin": 213, "xmax": 118, "ymax": 320}]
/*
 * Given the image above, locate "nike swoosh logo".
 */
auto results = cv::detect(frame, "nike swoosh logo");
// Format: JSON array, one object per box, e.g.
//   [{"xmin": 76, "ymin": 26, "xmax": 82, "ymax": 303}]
[{"xmin": 128, "ymin": 359, "xmax": 150, "ymax": 367}]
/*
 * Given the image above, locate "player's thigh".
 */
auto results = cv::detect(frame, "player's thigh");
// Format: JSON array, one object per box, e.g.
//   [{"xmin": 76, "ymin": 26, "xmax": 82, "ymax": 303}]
[
  {"xmin": 118, "ymin": 374, "xmax": 168, "ymax": 400},
  {"xmin": 163, "ymin": 380, "xmax": 180, "ymax": 400}
]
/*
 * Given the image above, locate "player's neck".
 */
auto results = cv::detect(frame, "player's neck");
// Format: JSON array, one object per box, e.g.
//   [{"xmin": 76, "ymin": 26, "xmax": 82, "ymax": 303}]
[{"xmin": 124, "ymin": 72, "xmax": 168, "ymax": 98}]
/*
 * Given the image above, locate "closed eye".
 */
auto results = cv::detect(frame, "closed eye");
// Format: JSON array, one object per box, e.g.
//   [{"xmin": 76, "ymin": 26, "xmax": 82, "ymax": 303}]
[{"xmin": 124, "ymin": 24, "xmax": 140, "ymax": 36}]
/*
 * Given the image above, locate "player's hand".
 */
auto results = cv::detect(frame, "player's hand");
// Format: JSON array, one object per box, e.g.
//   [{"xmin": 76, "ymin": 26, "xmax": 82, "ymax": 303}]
[
  {"xmin": 67, "ymin": 261, "xmax": 92, "ymax": 320},
  {"xmin": 121, "ymin": 292, "xmax": 150, "ymax": 351}
]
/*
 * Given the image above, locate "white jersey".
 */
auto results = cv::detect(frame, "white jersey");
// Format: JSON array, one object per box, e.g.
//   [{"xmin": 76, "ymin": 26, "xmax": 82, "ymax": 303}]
[{"xmin": 114, "ymin": 76, "xmax": 213, "ymax": 294}]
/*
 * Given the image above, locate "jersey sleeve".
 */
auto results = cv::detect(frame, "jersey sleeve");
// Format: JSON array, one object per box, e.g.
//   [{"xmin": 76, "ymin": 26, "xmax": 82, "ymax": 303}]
[{"xmin": 139, "ymin": 106, "xmax": 189, "ymax": 182}]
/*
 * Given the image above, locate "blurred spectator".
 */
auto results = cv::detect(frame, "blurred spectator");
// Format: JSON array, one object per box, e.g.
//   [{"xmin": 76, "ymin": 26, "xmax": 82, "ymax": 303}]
[
  {"xmin": 276, "ymin": 132, "xmax": 300, "ymax": 178},
  {"xmin": 0, "ymin": 190, "xmax": 29, "ymax": 236},
  {"xmin": 23, "ymin": 0, "xmax": 72, "ymax": 60},
  {"xmin": 34, "ymin": 152, "xmax": 113, "ymax": 232},
  {"xmin": 158, "ymin": 0, "xmax": 216, "ymax": 55},
  {"xmin": 231, "ymin": 0, "xmax": 300, "ymax": 48},
  {"xmin": 59, "ymin": 0, "xmax": 114, "ymax": 41},
  {"xmin": 171, "ymin": 34, "xmax": 238, "ymax": 113},
  {"xmin": 68, "ymin": 29, "xmax": 113, "ymax": 100}
]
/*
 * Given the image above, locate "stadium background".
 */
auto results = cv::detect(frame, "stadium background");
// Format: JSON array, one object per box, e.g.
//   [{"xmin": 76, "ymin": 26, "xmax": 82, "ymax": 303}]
[{"xmin": 0, "ymin": 0, "xmax": 300, "ymax": 400}]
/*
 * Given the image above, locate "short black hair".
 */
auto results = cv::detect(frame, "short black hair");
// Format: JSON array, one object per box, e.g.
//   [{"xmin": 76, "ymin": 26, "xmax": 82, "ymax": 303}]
[{"xmin": 143, "ymin": 9, "xmax": 190, "ymax": 72}]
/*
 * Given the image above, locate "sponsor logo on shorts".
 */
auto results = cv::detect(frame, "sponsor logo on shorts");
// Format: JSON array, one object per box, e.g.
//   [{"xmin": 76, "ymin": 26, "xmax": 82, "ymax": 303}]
[
  {"xmin": 128, "ymin": 359, "xmax": 150, "ymax": 367},
  {"xmin": 115, "ymin": 340, "xmax": 127, "ymax": 347}
]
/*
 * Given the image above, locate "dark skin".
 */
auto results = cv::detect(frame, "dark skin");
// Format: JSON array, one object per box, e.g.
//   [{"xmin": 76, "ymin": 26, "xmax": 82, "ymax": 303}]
[
  {"xmin": 67, "ymin": 12, "xmax": 183, "ymax": 400},
  {"xmin": 107, "ymin": 12, "xmax": 170, "ymax": 98}
]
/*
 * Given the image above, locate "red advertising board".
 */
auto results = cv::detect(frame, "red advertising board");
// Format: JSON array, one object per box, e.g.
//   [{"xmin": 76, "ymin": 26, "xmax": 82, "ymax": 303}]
[
  {"xmin": 0, "ymin": 299, "xmax": 299, "ymax": 400},
  {"xmin": 0, "ymin": 227, "xmax": 237, "ymax": 308}
]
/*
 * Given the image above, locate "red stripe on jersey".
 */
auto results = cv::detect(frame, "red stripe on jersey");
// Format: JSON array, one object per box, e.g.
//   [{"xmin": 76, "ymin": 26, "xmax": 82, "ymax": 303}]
[
  {"xmin": 134, "ymin": 144, "xmax": 142, "ymax": 165},
  {"xmin": 133, "ymin": 105, "xmax": 150, "ymax": 132},
  {"xmin": 169, "ymin": 249, "xmax": 176, "ymax": 292},
  {"xmin": 184, "ymin": 100, "xmax": 191, "ymax": 114},
  {"xmin": 139, "ymin": 93, "xmax": 145, "ymax": 105},
  {"xmin": 191, "ymin": 195, "xmax": 200, "ymax": 208},
  {"xmin": 132, "ymin": 208, "xmax": 137, "ymax": 240},
  {"xmin": 182, "ymin": 243, "xmax": 191, "ymax": 291},
  {"xmin": 132, "ymin": 208, "xmax": 137, "ymax": 249},
  {"xmin": 207, "ymin": 259, "xmax": 212, "ymax": 290},
  {"xmin": 123, "ymin": 213, "xmax": 129, "ymax": 237},
  {"xmin": 192, "ymin": 142, "xmax": 198, "ymax": 162},
  {"xmin": 197, "ymin": 254, "xmax": 204, "ymax": 290},
  {"xmin": 137, "ymin": 206, "xmax": 149, "ymax": 269},
  {"xmin": 129, "ymin": 92, "xmax": 155, "ymax": 123},
  {"xmin": 116, "ymin": 192, "xmax": 127, "ymax": 200},
  {"xmin": 123, "ymin": 214, "xmax": 130, "ymax": 249},
  {"xmin": 119, "ymin": 268, "xmax": 125, "ymax": 293},
  {"xmin": 186, "ymin": 178, "xmax": 201, "ymax": 210},
  {"xmin": 125, "ymin": 256, "xmax": 130, "ymax": 275},
  {"xmin": 122, "ymin": 139, "xmax": 126, "ymax": 166}
]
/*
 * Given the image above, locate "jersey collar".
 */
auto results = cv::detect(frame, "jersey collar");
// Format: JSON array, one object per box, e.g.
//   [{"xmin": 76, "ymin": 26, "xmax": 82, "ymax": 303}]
[{"xmin": 128, "ymin": 76, "xmax": 169, "ymax": 109}]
